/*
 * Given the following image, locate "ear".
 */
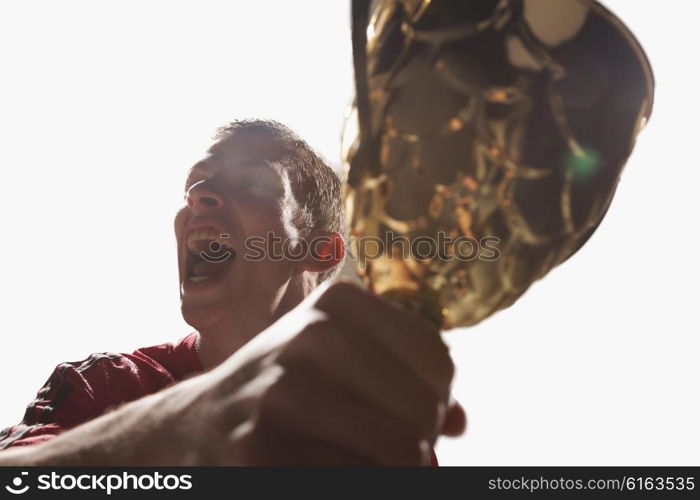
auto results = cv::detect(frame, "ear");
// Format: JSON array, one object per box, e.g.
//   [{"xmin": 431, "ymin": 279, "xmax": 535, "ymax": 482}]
[{"xmin": 300, "ymin": 231, "xmax": 345, "ymax": 274}]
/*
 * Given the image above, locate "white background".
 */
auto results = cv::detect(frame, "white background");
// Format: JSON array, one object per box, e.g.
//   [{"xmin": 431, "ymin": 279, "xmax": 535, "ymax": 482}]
[{"xmin": 0, "ymin": 1, "xmax": 698, "ymax": 465}]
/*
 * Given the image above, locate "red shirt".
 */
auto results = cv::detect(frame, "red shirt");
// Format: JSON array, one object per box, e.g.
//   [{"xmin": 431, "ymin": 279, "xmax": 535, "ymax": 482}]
[
  {"xmin": 0, "ymin": 333, "xmax": 202, "ymax": 450},
  {"xmin": 0, "ymin": 333, "xmax": 439, "ymax": 465}
]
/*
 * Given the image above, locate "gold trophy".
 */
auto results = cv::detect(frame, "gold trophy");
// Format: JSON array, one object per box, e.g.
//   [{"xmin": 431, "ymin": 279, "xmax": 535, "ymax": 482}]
[{"xmin": 342, "ymin": 0, "xmax": 654, "ymax": 328}]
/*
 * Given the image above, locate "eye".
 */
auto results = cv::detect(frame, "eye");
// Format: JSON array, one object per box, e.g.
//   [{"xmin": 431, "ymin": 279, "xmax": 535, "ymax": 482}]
[
  {"xmin": 242, "ymin": 177, "xmax": 265, "ymax": 189},
  {"xmin": 238, "ymin": 175, "xmax": 280, "ymax": 198}
]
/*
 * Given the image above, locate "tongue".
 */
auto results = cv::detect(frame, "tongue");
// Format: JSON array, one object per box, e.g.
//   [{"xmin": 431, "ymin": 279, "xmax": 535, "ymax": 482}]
[{"xmin": 192, "ymin": 259, "xmax": 231, "ymax": 278}]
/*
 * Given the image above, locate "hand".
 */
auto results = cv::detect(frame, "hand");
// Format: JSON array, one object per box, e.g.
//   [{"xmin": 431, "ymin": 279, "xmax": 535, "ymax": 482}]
[{"xmin": 185, "ymin": 280, "xmax": 461, "ymax": 465}]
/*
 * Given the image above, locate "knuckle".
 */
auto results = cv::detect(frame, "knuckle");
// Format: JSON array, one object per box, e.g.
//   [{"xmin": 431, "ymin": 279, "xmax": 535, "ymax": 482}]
[
  {"xmin": 256, "ymin": 393, "xmax": 285, "ymax": 432},
  {"xmin": 423, "ymin": 393, "xmax": 443, "ymax": 430},
  {"xmin": 302, "ymin": 316, "xmax": 341, "ymax": 338},
  {"xmin": 408, "ymin": 387, "xmax": 445, "ymax": 436},
  {"xmin": 277, "ymin": 317, "xmax": 343, "ymax": 368},
  {"xmin": 248, "ymin": 415, "xmax": 275, "ymax": 443},
  {"xmin": 442, "ymin": 352, "xmax": 455, "ymax": 383},
  {"xmin": 256, "ymin": 364, "xmax": 313, "ymax": 426},
  {"xmin": 233, "ymin": 421, "xmax": 274, "ymax": 465},
  {"xmin": 288, "ymin": 319, "xmax": 347, "ymax": 369},
  {"xmin": 324, "ymin": 280, "xmax": 365, "ymax": 300},
  {"xmin": 256, "ymin": 374, "xmax": 288, "ymax": 419},
  {"xmin": 316, "ymin": 281, "xmax": 370, "ymax": 310},
  {"xmin": 425, "ymin": 338, "xmax": 454, "ymax": 387}
]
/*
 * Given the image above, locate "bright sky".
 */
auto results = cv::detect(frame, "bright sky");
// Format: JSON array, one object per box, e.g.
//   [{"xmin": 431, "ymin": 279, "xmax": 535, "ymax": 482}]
[{"xmin": 0, "ymin": 1, "xmax": 698, "ymax": 465}]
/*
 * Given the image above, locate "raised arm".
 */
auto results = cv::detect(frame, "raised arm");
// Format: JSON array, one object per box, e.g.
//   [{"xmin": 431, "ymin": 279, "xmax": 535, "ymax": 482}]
[{"xmin": 1, "ymin": 282, "xmax": 464, "ymax": 465}]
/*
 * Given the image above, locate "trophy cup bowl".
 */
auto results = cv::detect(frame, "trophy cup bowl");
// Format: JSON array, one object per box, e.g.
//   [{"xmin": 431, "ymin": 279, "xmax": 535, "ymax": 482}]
[{"xmin": 342, "ymin": 0, "xmax": 654, "ymax": 328}]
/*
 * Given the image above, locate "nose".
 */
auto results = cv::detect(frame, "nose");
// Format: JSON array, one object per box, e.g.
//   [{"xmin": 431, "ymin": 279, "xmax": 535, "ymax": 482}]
[{"xmin": 186, "ymin": 180, "xmax": 226, "ymax": 214}]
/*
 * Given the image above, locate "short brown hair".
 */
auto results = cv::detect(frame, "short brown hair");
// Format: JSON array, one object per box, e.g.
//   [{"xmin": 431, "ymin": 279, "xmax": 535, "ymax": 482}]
[{"xmin": 214, "ymin": 119, "xmax": 347, "ymax": 283}]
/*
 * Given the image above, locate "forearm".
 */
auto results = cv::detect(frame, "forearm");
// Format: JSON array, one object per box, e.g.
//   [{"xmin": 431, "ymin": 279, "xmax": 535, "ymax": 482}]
[
  {"xmin": 0, "ymin": 375, "xmax": 202, "ymax": 466},
  {"xmin": 0, "ymin": 392, "xmax": 161, "ymax": 466}
]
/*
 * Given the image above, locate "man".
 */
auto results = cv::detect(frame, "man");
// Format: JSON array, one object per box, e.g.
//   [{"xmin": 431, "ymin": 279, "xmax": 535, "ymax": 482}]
[{"xmin": 0, "ymin": 120, "xmax": 465, "ymax": 465}]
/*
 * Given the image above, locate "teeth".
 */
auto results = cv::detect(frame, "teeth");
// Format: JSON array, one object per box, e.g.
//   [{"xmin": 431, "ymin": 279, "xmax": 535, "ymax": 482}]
[{"xmin": 186, "ymin": 229, "xmax": 234, "ymax": 254}]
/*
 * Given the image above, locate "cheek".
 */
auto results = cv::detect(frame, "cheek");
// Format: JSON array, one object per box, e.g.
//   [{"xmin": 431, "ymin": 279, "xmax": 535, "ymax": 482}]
[
  {"xmin": 237, "ymin": 203, "xmax": 292, "ymax": 240},
  {"xmin": 174, "ymin": 206, "xmax": 189, "ymax": 240},
  {"xmin": 236, "ymin": 203, "xmax": 301, "ymax": 272}
]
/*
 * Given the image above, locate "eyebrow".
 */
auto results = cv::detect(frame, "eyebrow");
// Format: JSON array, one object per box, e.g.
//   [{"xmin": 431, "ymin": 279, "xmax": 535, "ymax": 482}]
[
  {"xmin": 185, "ymin": 158, "xmax": 281, "ymax": 188},
  {"xmin": 191, "ymin": 158, "xmax": 275, "ymax": 171},
  {"xmin": 234, "ymin": 159, "xmax": 275, "ymax": 169}
]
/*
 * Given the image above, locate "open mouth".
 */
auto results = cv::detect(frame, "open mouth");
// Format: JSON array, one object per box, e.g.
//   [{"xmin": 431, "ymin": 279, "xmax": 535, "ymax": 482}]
[{"xmin": 184, "ymin": 228, "xmax": 237, "ymax": 284}]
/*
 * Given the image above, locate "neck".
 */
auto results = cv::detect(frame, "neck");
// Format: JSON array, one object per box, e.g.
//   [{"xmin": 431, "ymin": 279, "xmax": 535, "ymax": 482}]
[{"xmin": 193, "ymin": 273, "xmax": 316, "ymax": 370}]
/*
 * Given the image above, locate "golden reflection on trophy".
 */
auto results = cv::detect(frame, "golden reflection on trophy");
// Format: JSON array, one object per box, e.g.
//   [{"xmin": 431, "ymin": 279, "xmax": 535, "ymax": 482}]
[{"xmin": 342, "ymin": 0, "xmax": 654, "ymax": 328}]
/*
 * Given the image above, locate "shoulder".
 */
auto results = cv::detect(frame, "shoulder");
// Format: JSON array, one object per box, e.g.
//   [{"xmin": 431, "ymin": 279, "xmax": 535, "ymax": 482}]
[
  {"xmin": 20, "ymin": 351, "xmax": 151, "ymax": 424},
  {"xmin": 21, "ymin": 335, "xmax": 200, "ymax": 423},
  {"xmin": 0, "ymin": 334, "xmax": 202, "ymax": 450},
  {"xmin": 37, "ymin": 333, "xmax": 201, "ymax": 407},
  {"xmin": 130, "ymin": 332, "xmax": 202, "ymax": 382},
  {"xmin": 0, "ymin": 352, "xmax": 132, "ymax": 449}
]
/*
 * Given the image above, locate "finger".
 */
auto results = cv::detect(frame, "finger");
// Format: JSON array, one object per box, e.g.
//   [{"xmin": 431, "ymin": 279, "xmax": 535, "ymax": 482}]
[
  {"xmin": 257, "ymin": 360, "xmax": 428, "ymax": 466},
  {"xmin": 313, "ymin": 282, "xmax": 454, "ymax": 398},
  {"xmin": 276, "ymin": 318, "xmax": 443, "ymax": 440},
  {"xmin": 230, "ymin": 420, "xmax": 375, "ymax": 466},
  {"xmin": 217, "ymin": 363, "xmax": 285, "ymax": 428}
]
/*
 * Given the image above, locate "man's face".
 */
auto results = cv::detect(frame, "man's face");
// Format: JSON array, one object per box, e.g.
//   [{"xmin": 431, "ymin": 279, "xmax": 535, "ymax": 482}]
[{"xmin": 174, "ymin": 132, "xmax": 304, "ymax": 333}]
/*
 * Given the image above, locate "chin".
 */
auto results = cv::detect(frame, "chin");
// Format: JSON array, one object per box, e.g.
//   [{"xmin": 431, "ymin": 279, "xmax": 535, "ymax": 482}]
[
  {"xmin": 180, "ymin": 292, "xmax": 236, "ymax": 331},
  {"xmin": 181, "ymin": 308, "xmax": 222, "ymax": 334}
]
